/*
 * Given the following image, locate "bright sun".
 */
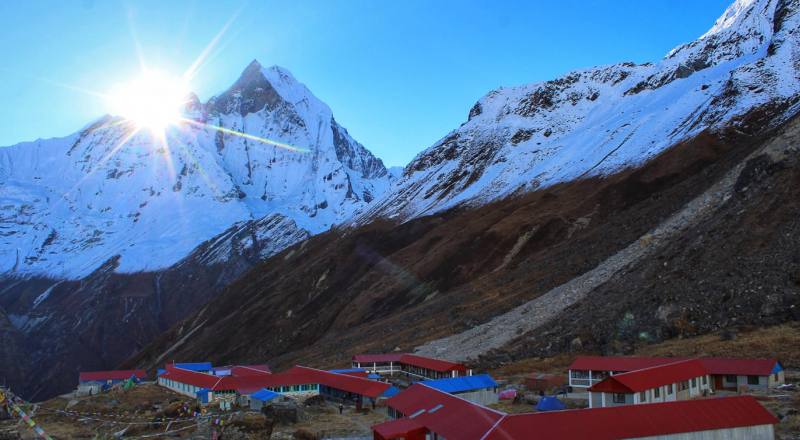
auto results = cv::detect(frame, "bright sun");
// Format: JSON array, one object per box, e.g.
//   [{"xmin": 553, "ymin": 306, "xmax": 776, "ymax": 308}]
[{"xmin": 108, "ymin": 70, "xmax": 190, "ymax": 133}]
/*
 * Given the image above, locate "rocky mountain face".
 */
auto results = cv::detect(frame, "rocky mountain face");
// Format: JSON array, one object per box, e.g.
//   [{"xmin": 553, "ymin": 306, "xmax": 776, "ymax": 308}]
[
  {"xmin": 127, "ymin": 0, "xmax": 800, "ymax": 376},
  {"xmin": 0, "ymin": 63, "xmax": 390, "ymax": 398},
  {"xmin": 0, "ymin": 213, "xmax": 309, "ymax": 399},
  {"xmin": 1, "ymin": 60, "xmax": 391, "ymax": 278},
  {"xmin": 359, "ymin": 0, "xmax": 800, "ymax": 223}
]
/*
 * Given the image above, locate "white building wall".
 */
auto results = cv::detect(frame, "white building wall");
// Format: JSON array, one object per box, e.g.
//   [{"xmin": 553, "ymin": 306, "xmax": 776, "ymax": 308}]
[
  {"xmin": 737, "ymin": 375, "xmax": 767, "ymax": 389},
  {"xmin": 591, "ymin": 374, "xmax": 711, "ymax": 408},
  {"xmin": 569, "ymin": 369, "xmax": 608, "ymax": 388},
  {"xmin": 353, "ymin": 361, "xmax": 402, "ymax": 375},
  {"xmin": 454, "ymin": 388, "xmax": 498, "ymax": 406},
  {"xmin": 157, "ymin": 377, "xmax": 200, "ymax": 398},
  {"xmin": 632, "ymin": 424, "xmax": 774, "ymax": 440},
  {"xmin": 76, "ymin": 383, "xmax": 102, "ymax": 396},
  {"xmin": 768, "ymin": 371, "xmax": 785, "ymax": 387}
]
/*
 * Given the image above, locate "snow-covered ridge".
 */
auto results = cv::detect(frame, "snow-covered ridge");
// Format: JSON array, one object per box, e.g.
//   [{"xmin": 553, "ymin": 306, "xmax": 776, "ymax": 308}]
[
  {"xmin": 0, "ymin": 61, "xmax": 392, "ymax": 278},
  {"xmin": 360, "ymin": 0, "xmax": 800, "ymax": 223}
]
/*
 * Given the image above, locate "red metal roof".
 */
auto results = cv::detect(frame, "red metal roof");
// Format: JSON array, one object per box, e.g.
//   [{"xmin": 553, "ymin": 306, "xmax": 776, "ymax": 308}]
[
  {"xmin": 352, "ymin": 353, "xmax": 467, "ymax": 373},
  {"xmin": 160, "ymin": 366, "xmax": 222, "ymax": 389},
  {"xmin": 353, "ymin": 353, "xmax": 407, "ymax": 363},
  {"xmin": 372, "ymin": 417, "xmax": 426, "ymax": 439},
  {"xmin": 569, "ymin": 356, "xmax": 685, "ymax": 372},
  {"xmin": 569, "ymin": 356, "xmax": 782, "ymax": 377},
  {"xmin": 79, "ymin": 369, "xmax": 147, "ymax": 382},
  {"xmin": 161, "ymin": 364, "xmax": 278, "ymax": 392},
  {"xmin": 589, "ymin": 359, "xmax": 708, "ymax": 393},
  {"xmin": 399, "ymin": 354, "xmax": 467, "ymax": 373},
  {"xmin": 161, "ymin": 364, "xmax": 390, "ymax": 398},
  {"xmin": 484, "ymin": 396, "xmax": 778, "ymax": 440},
  {"xmin": 297, "ymin": 366, "xmax": 391, "ymax": 399},
  {"xmin": 699, "ymin": 358, "xmax": 780, "ymax": 376},
  {"xmin": 340, "ymin": 371, "xmax": 370, "ymax": 378},
  {"xmin": 229, "ymin": 365, "xmax": 272, "ymax": 376},
  {"xmin": 385, "ymin": 384, "xmax": 504, "ymax": 439}
]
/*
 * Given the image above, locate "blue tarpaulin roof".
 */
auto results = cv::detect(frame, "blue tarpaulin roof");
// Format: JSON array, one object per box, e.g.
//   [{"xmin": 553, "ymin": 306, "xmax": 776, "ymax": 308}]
[
  {"xmin": 250, "ymin": 388, "xmax": 281, "ymax": 402},
  {"xmin": 328, "ymin": 368, "xmax": 367, "ymax": 374},
  {"xmin": 368, "ymin": 373, "xmax": 381, "ymax": 379},
  {"xmin": 382, "ymin": 386, "xmax": 401, "ymax": 398},
  {"xmin": 174, "ymin": 362, "xmax": 213, "ymax": 371},
  {"xmin": 536, "ymin": 396, "xmax": 566, "ymax": 411},
  {"xmin": 157, "ymin": 369, "xmax": 166, "ymax": 376},
  {"xmin": 420, "ymin": 374, "xmax": 498, "ymax": 394}
]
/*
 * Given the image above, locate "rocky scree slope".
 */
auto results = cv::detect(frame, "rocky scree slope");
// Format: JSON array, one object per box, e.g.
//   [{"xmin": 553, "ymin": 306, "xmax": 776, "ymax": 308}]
[
  {"xmin": 417, "ymin": 111, "xmax": 800, "ymax": 362},
  {"xmin": 476, "ymin": 114, "xmax": 800, "ymax": 368}
]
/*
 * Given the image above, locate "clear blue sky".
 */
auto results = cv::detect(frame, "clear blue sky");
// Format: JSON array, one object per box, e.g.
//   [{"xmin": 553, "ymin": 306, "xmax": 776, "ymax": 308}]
[{"xmin": 0, "ymin": 0, "xmax": 731, "ymax": 166}]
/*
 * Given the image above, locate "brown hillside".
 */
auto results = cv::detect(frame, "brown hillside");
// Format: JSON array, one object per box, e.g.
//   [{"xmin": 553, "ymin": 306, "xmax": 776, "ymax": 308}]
[{"xmin": 125, "ymin": 105, "xmax": 798, "ymax": 374}]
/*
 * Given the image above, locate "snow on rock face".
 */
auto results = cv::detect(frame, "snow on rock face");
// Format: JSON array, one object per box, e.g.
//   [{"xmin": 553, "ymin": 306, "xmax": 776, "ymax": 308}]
[
  {"xmin": 185, "ymin": 213, "xmax": 310, "ymax": 268},
  {"xmin": 0, "ymin": 62, "xmax": 391, "ymax": 278},
  {"xmin": 361, "ymin": 0, "xmax": 800, "ymax": 223}
]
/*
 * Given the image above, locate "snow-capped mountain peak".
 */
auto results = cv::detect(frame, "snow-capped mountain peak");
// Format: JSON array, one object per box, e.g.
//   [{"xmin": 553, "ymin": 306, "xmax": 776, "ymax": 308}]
[
  {"xmin": 702, "ymin": 0, "xmax": 767, "ymax": 38},
  {"xmin": 360, "ymin": 0, "xmax": 800, "ymax": 223},
  {"xmin": 0, "ymin": 62, "xmax": 392, "ymax": 278}
]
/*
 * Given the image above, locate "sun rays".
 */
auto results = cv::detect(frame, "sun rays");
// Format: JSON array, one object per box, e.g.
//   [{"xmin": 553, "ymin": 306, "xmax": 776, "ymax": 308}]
[
  {"xmin": 36, "ymin": 4, "xmax": 311, "ymax": 206},
  {"xmin": 107, "ymin": 70, "xmax": 191, "ymax": 134},
  {"xmin": 180, "ymin": 118, "xmax": 311, "ymax": 153}
]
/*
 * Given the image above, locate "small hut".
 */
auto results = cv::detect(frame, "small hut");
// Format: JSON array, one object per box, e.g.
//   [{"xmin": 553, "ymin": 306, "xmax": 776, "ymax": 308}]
[{"xmin": 525, "ymin": 373, "xmax": 565, "ymax": 393}]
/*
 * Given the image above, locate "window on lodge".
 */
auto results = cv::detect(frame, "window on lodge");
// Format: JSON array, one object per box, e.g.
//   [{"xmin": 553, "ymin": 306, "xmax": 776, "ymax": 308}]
[
  {"xmin": 639, "ymin": 391, "xmax": 646, "ymax": 402},
  {"xmin": 612, "ymin": 393, "xmax": 626, "ymax": 404},
  {"xmin": 691, "ymin": 378, "xmax": 697, "ymax": 387},
  {"xmin": 747, "ymin": 375, "xmax": 760, "ymax": 385},
  {"xmin": 679, "ymin": 381, "xmax": 688, "ymax": 391},
  {"xmin": 725, "ymin": 375, "xmax": 737, "ymax": 383},
  {"xmin": 570, "ymin": 370, "xmax": 590, "ymax": 379},
  {"xmin": 654, "ymin": 387, "xmax": 660, "ymax": 398},
  {"xmin": 702, "ymin": 376, "xmax": 707, "ymax": 385},
  {"xmin": 667, "ymin": 384, "xmax": 673, "ymax": 394}
]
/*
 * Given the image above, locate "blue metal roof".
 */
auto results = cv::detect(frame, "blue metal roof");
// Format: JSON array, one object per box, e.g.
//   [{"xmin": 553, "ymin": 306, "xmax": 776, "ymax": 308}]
[
  {"xmin": 250, "ymin": 388, "xmax": 281, "ymax": 402},
  {"xmin": 420, "ymin": 374, "xmax": 498, "ymax": 394},
  {"xmin": 328, "ymin": 368, "xmax": 367, "ymax": 374},
  {"xmin": 174, "ymin": 362, "xmax": 213, "ymax": 371},
  {"xmin": 382, "ymin": 386, "xmax": 401, "ymax": 398},
  {"xmin": 157, "ymin": 369, "xmax": 166, "ymax": 376},
  {"xmin": 368, "ymin": 373, "xmax": 381, "ymax": 379}
]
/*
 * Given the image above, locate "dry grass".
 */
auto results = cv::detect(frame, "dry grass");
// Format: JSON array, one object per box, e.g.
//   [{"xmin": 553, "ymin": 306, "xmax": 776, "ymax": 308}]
[
  {"xmin": 2, "ymin": 385, "xmax": 201, "ymax": 439},
  {"xmin": 635, "ymin": 323, "xmax": 800, "ymax": 367},
  {"xmin": 488, "ymin": 399, "xmax": 538, "ymax": 414},
  {"xmin": 493, "ymin": 322, "xmax": 800, "ymax": 382},
  {"xmin": 270, "ymin": 402, "xmax": 388, "ymax": 439},
  {"xmin": 760, "ymin": 392, "xmax": 800, "ymax": 440},
  {"xmin": 491, "ymin": 353, "xmax": 575, "ymax": 377}
]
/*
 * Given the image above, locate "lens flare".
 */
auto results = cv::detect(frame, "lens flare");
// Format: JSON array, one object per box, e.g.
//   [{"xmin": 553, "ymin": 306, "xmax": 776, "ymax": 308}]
[{"xmin": 107, "ymin": 70, "xmax": 190, "ymax": 133}]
